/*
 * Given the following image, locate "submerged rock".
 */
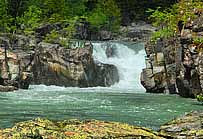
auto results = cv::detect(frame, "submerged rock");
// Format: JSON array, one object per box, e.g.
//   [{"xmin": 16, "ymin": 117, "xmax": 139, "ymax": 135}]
[{"xmin": 0, "ymin": 118, "xmax": 164, "ymax": 139}]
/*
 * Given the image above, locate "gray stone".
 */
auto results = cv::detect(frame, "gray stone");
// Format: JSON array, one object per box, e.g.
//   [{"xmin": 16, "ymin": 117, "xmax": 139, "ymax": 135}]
[{"xmin": 31, "ymin": 42, "xmax": 119, "ymax": 87}]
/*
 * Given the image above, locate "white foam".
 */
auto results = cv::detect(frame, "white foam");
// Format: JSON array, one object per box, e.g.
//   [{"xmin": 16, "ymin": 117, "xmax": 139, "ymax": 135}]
[{"xmin": 92, "ymin": 42, "xmax": 146, "ymax": 92}]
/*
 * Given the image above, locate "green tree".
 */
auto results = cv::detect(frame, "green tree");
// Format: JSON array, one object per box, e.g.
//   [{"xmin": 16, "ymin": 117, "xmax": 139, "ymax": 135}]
[
  {"xmin": 87, "ymin": 0, "xmax": 121, "ymax": 32},
  {"xmin": 0, "ymin": 0, "xmax": 13, "ymax": 32},
  {"xmin": 16, "ymin": 5, "xmax": 42, "ymax": 34},
  {"xmin": 148, "ymin": 0, "xmax": 203, "ymax": 43}
]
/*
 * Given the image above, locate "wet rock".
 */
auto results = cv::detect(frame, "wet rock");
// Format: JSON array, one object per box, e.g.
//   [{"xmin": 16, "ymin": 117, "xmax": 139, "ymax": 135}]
[
  {"xmin": 159, "ymin": 111, "xmax": 203, "ymax": 139},
  {"xmin": 0, "ymin": 85, "xmax": 17, "ymax": 92},
  {"xmin": 141, "ymin": 68, "xmax": 166, "ymax": 93},
  {"xmin": 94, "ymin": 62, "xmax": 119, "ymax": 87},
  {"xmin": 31, "ymin": 42, "xmax": 119, "ymax": 87},
  {"xmin": 0, "ymin": 38, "xmax": 34, "ymax": 90},
  {"xmin": 35, "ymin": 23, "xmax": 63, "ymax": 39},
  {"xmin": 105, "ymin": 43, "xmax": 117, "ymax": 58},
  {"xmin": 99, "ymin": 30, "xmax": 112, "ymax": 40}
]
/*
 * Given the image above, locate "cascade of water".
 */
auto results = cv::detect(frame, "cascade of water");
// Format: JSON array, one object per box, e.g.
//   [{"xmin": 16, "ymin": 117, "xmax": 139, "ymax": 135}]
[{"xmin": 92, "ymin": 42, "xmax": 146, "ymax": 92}]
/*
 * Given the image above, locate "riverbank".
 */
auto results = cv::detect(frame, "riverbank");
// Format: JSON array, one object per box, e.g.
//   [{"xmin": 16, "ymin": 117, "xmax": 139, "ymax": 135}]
[{"xmin": 0, "ymin": 111, "xmax": 202, "ymax": 139}]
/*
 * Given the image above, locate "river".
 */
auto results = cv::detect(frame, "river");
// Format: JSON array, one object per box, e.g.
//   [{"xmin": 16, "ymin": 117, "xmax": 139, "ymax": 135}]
[{"xmin": 0, "ymin": 42, "xmax": 202, "ymax": 130}]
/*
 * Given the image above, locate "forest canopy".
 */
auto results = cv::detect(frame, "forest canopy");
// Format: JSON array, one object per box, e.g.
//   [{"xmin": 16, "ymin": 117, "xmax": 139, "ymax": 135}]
[
  {"xmin": 0, "ymin": 0, "xmax": 178, "ymax": 33},
  {"xmin": 0, "ymin": 0, "xmax": 122, "ymax": 33}
]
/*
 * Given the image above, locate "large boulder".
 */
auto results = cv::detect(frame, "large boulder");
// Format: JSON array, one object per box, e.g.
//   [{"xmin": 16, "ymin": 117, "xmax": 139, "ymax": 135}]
[
  {"xmin": 94, "ymin": 62, "xmax": 119, "ymax": 86},
  {"xmin": 31, "ymin": 42, "xmax": 119, "ymax": 87},
  {"xmin": 141, "ymin": 68, "xmax": 166, "ymax": 93}
]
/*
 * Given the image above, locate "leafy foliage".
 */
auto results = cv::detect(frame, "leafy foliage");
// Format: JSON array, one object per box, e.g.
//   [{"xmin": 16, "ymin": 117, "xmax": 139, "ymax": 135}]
[
  {"xmin": 87, "ymin": 0, "xmax": 121, "ymax": 32},
  {"xmin": 148, "ymin": 0, "xmax": 203, "ymax": 43},
  {"xmin": 197, "ymin": 94, "xmax": 203, "ymax": 104},
  {"xmin": 16, "ymin": 5, "xmax": 42, "ymax": 34},
  {"xmin": 193, "ymin": 37, "xmax": 203, "ymax": 45},
  {"xmin": 0, "ymin": 0, "xmax": 13, "ymax": 32},
  {"xmin": 0, "ymin": 0, "xmax": 121, "ymax": 41}
]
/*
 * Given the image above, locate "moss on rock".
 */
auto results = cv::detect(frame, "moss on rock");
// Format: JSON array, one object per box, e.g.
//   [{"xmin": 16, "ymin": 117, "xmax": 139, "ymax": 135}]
[{"xmin": 0, "ymin": 118, "xmax": 164, "ymax": 139}]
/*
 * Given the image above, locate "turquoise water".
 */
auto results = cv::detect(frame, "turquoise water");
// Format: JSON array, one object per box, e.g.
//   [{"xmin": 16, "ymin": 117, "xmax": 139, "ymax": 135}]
[
  {"xmin": 0, "ymin": 85, "xmax": 202, "ymax": 130},
  {"xmin": 0, "ymin": 42, "xmax": 202, "ymax": 130}
]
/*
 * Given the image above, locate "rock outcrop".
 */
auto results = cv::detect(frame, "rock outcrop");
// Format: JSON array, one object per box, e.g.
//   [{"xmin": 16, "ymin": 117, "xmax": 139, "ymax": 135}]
[
  {"xmin": 160, "ymin": 111, "xmax": 203, "ymax": 139},
  {"xmin": 31, "ymin": 42, "xmax": 119, "ymax": 87},
  {"xmin": 0, "ymin": 118, "xmax": 164, "ymax": 139},
  {"xmin": 141, "ymin": 14, "xmax": 203, "ymax": 97},
  {"xmin": 0, "ymin": 36, "xmax": 34, "ymax": 91},
  {"xmin": 0, "ymin": 34, "xmax": 119, "ymax": 91},
  {"xmin": 118, "ymin": 21, "xmax": 156, "ymax": 43},
  {"xmin": 1, "ymin": 111, "xmax": 203, "ymax": 138}
]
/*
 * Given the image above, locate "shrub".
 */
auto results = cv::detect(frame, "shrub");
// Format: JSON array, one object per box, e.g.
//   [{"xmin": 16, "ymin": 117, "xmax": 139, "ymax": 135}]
[
  {"xmin": 16, "ymin": 5, "xmax": 42, "ymax": 34},
  {"xmin": 197, "ymin": 94, "xmax": 203, "ymax": 104},
  {"xmin": 0, "ymin": 0, "xmax": 13, "ymax": 32},
  {"xmin": 148, "ymin": 0, "xmax": 203, "ymax": 42},
  {"xmin": 87, "ymin": 0, "xmax": 121, "ymax": 32}
]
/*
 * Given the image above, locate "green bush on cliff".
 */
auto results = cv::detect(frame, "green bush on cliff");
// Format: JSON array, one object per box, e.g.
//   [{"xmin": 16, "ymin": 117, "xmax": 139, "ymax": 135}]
[
  {"xmin": 0, "ymin": 0, "xmax": 13, "ymax": 33},
  {"xmin": 44, "ymin": 17, "xmax": 78, "ymax": 48},
  {"xmin": 197, "ymin": 94, "xmax": 203, "ymax": 104},
  {"xmin": 87, "ymin": 0, "xmax": 121, "ymax": 32},
  {"xmin": 193, "ymin": 37, "xmax": 203, "ymax": 45},
  {"xmin": 0, "ymin": 0, "xmax": 121, "ymax": 35},
  {"xmin": 149, "ymin": 0, "xmax": 203, "ymax": 43},
  {"xmin": 148, "ymin": 6, "xmax": 177, "ymax": 42},
  {"xmin": 16, "ymin": 5, "xmax": 42, "ymax": 34}
]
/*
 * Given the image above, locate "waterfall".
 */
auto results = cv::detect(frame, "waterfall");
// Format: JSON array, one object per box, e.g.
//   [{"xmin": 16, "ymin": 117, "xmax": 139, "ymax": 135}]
[{"xmin": 92, "ymin": 42, "xmax": 146, "ymax": 92}]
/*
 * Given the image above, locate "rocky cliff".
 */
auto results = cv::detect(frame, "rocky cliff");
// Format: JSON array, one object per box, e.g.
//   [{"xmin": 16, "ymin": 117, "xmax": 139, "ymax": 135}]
[
  {"xmin": 141, "ymin": 12, "xmax": 203, "ymax": 98},
  {"xmin": 31, "ymin": 42, "xmax": 119, "ymax": 87},
  {"xmin": 0, "ymin": 34, "xmax": 119, "ymax": 91}
]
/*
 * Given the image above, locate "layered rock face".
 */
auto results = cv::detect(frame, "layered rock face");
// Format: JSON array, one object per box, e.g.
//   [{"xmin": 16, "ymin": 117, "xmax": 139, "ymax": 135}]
[
  {"xmin": 76, "ymin": 21, "xmax": 155, "ymax": 43},
  {"xmin": 0, "ymin": 34, "xmax": 119, "ymax": 91},
  {"xmin": 141, "ymin": 14, "xmax": 203, "ymax": 98},
  {"xmin": 118, "ymin": 21, "xmax": 156, "ymax": 43},
  {"xmin": 0, "ymin": 36, "xmax": 34, "ymax": 91},
  {"xmin": 31, "ymin": 42, "xmax": 119, "ymax": 87}
]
